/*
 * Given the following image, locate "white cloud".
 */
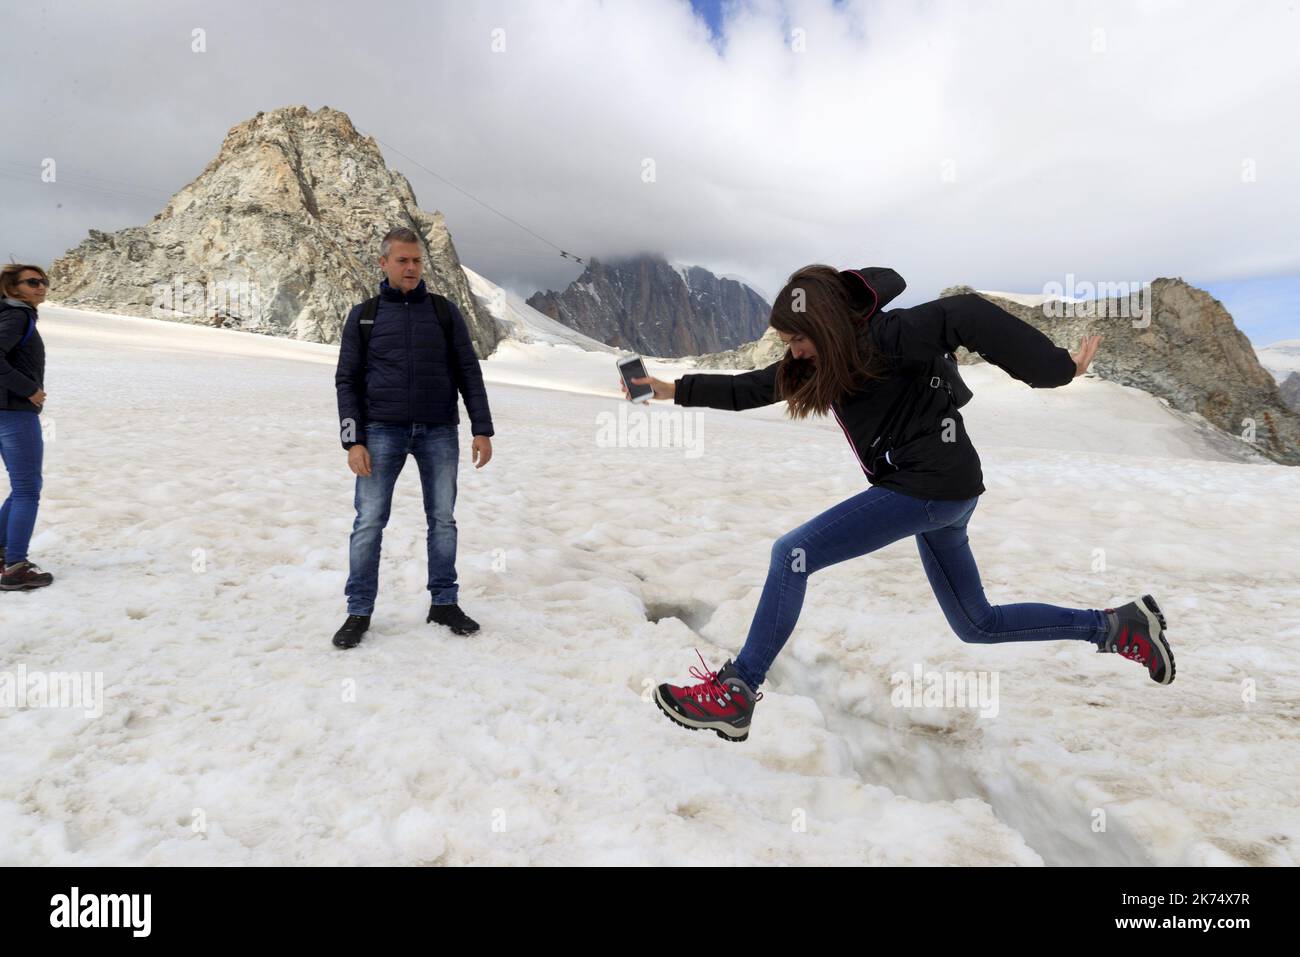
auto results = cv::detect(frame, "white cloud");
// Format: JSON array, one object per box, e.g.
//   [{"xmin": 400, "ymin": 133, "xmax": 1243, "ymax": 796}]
[{"xmin": 2, "ymin": 0, "xmax": 1297, "ymax": 325}]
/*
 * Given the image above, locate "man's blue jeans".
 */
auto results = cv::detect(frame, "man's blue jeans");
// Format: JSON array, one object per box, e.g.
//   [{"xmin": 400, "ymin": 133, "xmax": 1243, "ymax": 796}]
[
  {"xmin": 733, "ymin": 485, "xmax": 1110, "ymax": 689},
  {"xmin": 0, "ymin": 411, "xmax": 44, "ymax": 565},
  {"xmin": 345, "ymin": 422, "xmax": 459, "ymax": 616}
]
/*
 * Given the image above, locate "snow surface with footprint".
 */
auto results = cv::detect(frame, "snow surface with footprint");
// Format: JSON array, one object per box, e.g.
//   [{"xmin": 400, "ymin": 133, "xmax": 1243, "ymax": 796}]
[{"xmin": 1, "ymin": 284, "xmax": 1297, "ymax": 866}]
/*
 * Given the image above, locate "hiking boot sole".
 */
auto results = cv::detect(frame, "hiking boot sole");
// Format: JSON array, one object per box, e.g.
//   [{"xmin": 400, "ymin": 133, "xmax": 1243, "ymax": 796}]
[
  {"xmin": 1139, "ymin": 593, "xmax": 1175, "ymax": 685},
  {"xmin": 0, "ymin": 579, "xmax": 53, "ymax": 591}
]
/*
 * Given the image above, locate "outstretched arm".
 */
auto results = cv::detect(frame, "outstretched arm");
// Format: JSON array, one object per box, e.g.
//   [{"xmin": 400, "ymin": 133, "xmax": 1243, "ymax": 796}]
[
  {"xmin": 875, "ymin": 292, "xmax": 1090, "ymax": 387},
  {"xmin": 620, "ymin": 361, "xmax": 783, "ymax": 410},
  {"xmin": 673, "ymin": 360, "xmax": 782, "ymax": 411}
]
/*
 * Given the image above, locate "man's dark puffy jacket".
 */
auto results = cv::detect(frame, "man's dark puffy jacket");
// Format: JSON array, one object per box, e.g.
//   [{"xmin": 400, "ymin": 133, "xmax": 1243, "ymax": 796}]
[
  {"xmin": 672, "ymin": 267, "xmax": 1077, "ymax": 500},
  {"xmin": 335, "ymin": 279, "xmax": 494, "ymax": 449},
  {"xmin": 0, "ymin": 298, "xmax": 44, "ymax": 414}
]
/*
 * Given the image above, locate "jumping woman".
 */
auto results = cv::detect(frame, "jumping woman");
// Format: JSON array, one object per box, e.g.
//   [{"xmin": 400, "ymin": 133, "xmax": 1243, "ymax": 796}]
[{"xmin": 627, "ymin": 265, "xmax": 1174, "ymax": 742}]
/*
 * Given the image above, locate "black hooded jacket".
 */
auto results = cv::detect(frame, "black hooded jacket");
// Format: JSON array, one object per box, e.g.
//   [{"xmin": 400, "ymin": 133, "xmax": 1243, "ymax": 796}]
[
  {"xmin": 0, "ymin": 297, "xmax": 44, "ymax": 414},
  {"xmin": 672, "ymin": 268, "xmax": 1077, "ymax": 500}
]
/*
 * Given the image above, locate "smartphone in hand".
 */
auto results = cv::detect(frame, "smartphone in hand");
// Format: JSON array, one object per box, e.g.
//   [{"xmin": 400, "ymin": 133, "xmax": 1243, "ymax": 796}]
[{"xmin": 617, "ymin": 355, "xmax": 653, "ymax": 403}]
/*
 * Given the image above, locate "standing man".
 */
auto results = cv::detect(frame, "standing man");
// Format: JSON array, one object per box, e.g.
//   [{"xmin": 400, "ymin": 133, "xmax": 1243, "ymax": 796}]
[{"xmin": 333, "ymin": 227, "xmax": 494, "ymax": 648}]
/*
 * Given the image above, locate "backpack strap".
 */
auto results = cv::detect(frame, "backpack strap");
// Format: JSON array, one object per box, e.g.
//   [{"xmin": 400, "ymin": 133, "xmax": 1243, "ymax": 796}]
[
  {"xmin": 430, "ymin": 293, "xmax": 454, "ymax": 345},
  {"xmin": 357, "ymin": 296, "xmax": 380, "ymax": 372},
  {"xmin": 927, "ymin": 353, "xmax": 973, "ymax": 408}
]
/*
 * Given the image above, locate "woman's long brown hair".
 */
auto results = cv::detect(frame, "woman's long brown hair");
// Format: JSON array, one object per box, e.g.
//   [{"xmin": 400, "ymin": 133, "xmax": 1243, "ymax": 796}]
[{"xmin": 770, "ymin": 264, "xmax": 885, "ymax": 418}]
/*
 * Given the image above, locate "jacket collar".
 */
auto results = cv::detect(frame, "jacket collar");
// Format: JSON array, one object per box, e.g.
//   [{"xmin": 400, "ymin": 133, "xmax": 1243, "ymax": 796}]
[
  {"xmin": 2, "ymin": 296, "xmax": 36, "ymax": 313},
  {"xmin": 379, "ymin": 278, "xmax": 428, "ymax": 304}
]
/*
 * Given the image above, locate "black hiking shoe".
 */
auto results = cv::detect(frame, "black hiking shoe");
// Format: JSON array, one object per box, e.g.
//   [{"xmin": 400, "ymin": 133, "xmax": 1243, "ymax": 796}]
[
  {"xmin": 427, "ymin": 603, "xmax": 480, "ymax": 636},
  {"xmin": 333, "ymin": 614, "xmax": 371, "ymax": 649}
]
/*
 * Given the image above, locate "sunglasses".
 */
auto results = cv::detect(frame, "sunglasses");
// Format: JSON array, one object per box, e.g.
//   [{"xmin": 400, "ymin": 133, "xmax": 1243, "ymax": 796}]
[{"xmin": 18, "ymin": 277, "xmax": 48, "ymax": 288}]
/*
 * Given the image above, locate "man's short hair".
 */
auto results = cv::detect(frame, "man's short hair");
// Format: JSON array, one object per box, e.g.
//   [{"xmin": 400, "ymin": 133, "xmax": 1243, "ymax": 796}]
[{"xmin": 380, "ymin": 227, "xmax": 422, "ymax": 257}]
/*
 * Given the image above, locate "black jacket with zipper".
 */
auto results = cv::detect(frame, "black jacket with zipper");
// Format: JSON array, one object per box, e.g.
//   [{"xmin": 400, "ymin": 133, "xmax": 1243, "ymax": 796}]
[
  {"xmin": 0, "ymin": 297, "xmax": 44, "ymax": 414},
  {"xmin": 334, "ymin": 279, "xmax": 494, "ymax": 450},
  {"xmin": 672, "ymin": 268, "xmax": 1077, "ymax": 500}
]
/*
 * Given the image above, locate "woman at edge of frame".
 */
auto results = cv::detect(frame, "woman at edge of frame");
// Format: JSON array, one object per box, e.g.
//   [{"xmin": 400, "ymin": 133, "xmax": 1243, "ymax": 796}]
[{"xmin": 0, "ymin": 263, "xmax": 53, "ymax": 592}]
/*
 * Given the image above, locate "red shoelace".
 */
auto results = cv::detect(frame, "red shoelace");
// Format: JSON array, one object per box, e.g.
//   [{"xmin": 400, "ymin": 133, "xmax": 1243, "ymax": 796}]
[
  {"xmin": 679, "ymin": 650, "xmax": 762, "ymax": 702},
  {"xmin": 682, "ymin": 649, "xmax": 728, "ymax": 700}
]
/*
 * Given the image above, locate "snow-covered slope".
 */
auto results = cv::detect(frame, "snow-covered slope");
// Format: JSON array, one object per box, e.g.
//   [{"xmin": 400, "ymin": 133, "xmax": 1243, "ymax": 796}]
[
  {"xmin": 463, "ymin": 264, "xmax": 702, "ymax": 395},
  {"xmin": 463, "ymin": 265, "xmax": 613, "ymax": 353},
  {"xmin": 1256, "ymin": 338, "xmax": 1300, "ymax": 383},
  {"xmin": 976, "ymin": 289, "xmax": 1086, "ymax": 307},
  {"xmin": 2, "ymin": 304, "xmax": 1297, "ymax": 866}
]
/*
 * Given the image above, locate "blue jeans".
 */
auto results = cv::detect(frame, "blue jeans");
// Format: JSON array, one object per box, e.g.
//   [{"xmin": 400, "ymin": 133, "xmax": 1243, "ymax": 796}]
[
  {"xmin": 345, "ymin": 422, "xmax": 459, "ymax": 616},
  {"xmin": 0, "ymin": 411, "xmax": 44, "ymax": 565},
  {"xmin": 733, "ymin": 485, "xmax": 1109, "ymax": 689}
]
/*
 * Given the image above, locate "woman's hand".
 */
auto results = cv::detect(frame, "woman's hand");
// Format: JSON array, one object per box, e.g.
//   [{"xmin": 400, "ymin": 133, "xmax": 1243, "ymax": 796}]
[
  {"xmin": 620, "ymin": 375, "xmax": 675, "ymax": 401},
  {"xmin": 1071, "ymin": 335, "xmax": 1101, "ymax": 377}
]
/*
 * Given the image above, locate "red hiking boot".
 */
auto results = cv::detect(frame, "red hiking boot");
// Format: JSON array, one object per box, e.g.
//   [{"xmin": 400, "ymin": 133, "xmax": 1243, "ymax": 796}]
[
  {"xmin": 1098, "ymin": 594, "xmax": 1175, "ymax": 684},
  {"xmin": 655, "ymin": 651, "xmax": 762, "ymax": 742}
]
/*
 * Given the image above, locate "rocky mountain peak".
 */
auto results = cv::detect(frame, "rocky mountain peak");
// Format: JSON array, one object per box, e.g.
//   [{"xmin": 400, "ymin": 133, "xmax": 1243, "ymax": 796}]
[
  {"xmin": 49, "ymin": 105, "xmax": 498, "ymax": 354},
  {"xmin": 944, "ymin": 278, "xmax": 1298, "ymax": 464}
]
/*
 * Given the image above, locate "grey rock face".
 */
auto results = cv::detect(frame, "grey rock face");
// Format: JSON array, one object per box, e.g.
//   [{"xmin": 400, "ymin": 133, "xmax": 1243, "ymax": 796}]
[
  {"xmin": 941, "ymin": 280, "xmax": 1299, "ymax": 465},
  {"xmin": 1278, "ymin": 372, "xmax": 1300, "ymax": 413},
  {"xmin": 691, "ymin": 326, "xmax": 786, "ymax": 370},
  {"xmin": 526, "ymin": 254, "xmax": 770, "ymax": 357},
  {"xmin": 48, "ymin": 105, "xmax": 499, "ymax": 355}
]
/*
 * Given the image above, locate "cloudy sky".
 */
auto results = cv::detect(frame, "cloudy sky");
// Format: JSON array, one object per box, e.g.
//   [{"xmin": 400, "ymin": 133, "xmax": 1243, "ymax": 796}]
[{"xmin": 3, "ymin": 0, "xmax": 1298, "ymax": 345}]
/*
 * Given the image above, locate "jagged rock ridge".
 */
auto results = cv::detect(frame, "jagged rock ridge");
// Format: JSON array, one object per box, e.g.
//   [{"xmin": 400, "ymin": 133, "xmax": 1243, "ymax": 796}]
[
  {"xmin": 526, "ymin": 254, "xmax": 769, "ymax": 357},
  {"xmin": 49, "ymin": 105, "xmax": 498, "ymax": 355}
]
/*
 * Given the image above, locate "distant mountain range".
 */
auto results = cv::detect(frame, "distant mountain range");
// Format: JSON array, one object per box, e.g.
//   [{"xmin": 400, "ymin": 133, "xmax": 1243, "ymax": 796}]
[
  {"xmin": 461, "ymin": 264, "xmax": 612, "ymax": 353},
  {"xmin": 44, "ymin": 105, "xmax": 770, "ymax": 364},
  {"xmin": 525, "ymin": 254, "xmax": 770, "ymax": 358},
  {"xmin": 37, "ymin": 102, "xmax": 1298, "ymax": 465}
]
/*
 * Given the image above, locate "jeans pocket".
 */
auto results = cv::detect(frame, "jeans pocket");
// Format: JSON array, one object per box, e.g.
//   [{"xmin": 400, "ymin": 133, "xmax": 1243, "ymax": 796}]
[{"xmin": 923, "ymin": 497, "xmax": 975, "ymax": 526}]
